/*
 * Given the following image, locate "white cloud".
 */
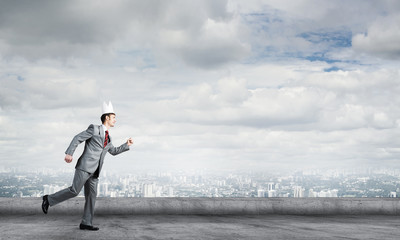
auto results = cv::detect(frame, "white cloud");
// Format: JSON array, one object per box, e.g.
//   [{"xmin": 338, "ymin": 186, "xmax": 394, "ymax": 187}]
[
  {"xmin": 1, "ymin": 0, "xmax": 400, "ymax": 172},
  {"xmin": 352, "ymin": 15, "xmax": 400, "ymax": 59},
  {"xmin": 0, "ymin": 0, "xmax": 249, "ymax": 69},
  {"xmin": 0, "ymin": 60, "xmax": 99, "ymax": 110},
  {"xmin": 217, "ymin": 77, "xmax": 249, "ymax": 104},
  {"xmin": 176, "ymin": 18, "xmax": 250, "ymax": 68}
]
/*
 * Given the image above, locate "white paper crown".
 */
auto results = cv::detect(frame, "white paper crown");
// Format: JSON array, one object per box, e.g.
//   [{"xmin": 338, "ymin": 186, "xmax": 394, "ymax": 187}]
[{"xmin": 102, "ymin": 101, "xmax": 114, "ymax": 115}]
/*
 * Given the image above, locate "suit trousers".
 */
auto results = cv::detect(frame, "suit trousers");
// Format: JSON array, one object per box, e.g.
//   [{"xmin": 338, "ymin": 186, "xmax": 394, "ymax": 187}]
[{"xmin": 47, "ymin": 169, "xmax": 99, "ymax": 226}]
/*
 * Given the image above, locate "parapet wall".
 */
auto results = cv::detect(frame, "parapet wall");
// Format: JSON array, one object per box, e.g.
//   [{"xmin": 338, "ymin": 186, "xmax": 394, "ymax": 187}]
[{"xmin": 1, "ymin": 198, "xmax": 400, "ymax": 215}]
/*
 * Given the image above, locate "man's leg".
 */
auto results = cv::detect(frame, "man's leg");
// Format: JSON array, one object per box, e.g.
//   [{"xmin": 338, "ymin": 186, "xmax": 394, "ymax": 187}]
[
  {"xmin": 47, "ymin": 169, "xmax": 91, "ymax": 206},
  {"xmin": 81, "ymin": 176, "xmax": 99, "ymax": 226}
]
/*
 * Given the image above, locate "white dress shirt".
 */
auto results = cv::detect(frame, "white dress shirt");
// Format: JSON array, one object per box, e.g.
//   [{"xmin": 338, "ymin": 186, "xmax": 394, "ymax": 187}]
[{"xmin": 101, "ymin": 125, "xmax": 109, "ymax": 135}]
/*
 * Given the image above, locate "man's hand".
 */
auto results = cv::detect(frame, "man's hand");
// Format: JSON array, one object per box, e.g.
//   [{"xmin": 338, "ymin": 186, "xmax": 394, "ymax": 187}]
[
  {"xmin": 65, "ymin": 154, "xmax": 73, "ymax": 163},
  {"xmin": 127, "ymin": 138, "xmax": 134, "ymax": 146}
]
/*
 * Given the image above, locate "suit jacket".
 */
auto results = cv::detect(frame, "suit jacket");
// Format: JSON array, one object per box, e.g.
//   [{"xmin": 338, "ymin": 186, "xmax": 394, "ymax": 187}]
[{"xmin": 65, "ymin": 124, "xmax": 130, "ymax": 175}]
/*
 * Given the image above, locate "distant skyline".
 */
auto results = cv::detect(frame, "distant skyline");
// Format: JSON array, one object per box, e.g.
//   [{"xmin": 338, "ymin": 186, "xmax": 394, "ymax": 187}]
[
  {"xmin": 1, "ymin": 0, "xmax": 400, "ymax": 172},
  {"xmin": 2, "ymin": 165, "xmax": 400, "ymax": 198}
]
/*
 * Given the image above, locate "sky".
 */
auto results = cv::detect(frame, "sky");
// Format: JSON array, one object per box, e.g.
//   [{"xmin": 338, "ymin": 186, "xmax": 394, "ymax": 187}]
[{"xmin": 1, "ymin": 0, "xmax": 400, "ymax": 173}]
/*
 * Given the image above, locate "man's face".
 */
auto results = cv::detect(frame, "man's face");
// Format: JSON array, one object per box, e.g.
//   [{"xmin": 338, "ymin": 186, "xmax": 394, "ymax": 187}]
[{"xmin": 106, "ymin": 114, "xmax": 116, "ymax": 127}]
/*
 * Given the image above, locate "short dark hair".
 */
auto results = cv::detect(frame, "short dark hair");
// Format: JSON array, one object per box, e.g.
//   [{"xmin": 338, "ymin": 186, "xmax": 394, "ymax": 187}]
[{"xmin": 101, "ymin": 113, "xmax": 115, "ymax": 123}]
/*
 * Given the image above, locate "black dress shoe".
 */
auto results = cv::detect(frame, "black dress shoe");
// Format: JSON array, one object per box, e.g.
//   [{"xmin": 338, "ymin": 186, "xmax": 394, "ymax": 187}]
[
  {"xmin": 42, "ymin": 195, "xmax": 49, "ymax": 214},
  {"xmin": 79, "ymin": 223, "xmax": 99, "ymax": 231}
]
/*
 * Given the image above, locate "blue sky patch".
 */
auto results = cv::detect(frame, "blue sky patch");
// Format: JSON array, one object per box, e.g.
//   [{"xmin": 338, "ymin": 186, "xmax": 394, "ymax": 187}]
[
  {"xmin": 324, "ymin": 66, "xmax": 342, "ymax": 72},
  {"xmin": 299, "ymin": 30, "xmax": 352, "ymax": 48},
  {"xmin": 305, "ymin": 53, "xmax": 341, "ymax": 63}
]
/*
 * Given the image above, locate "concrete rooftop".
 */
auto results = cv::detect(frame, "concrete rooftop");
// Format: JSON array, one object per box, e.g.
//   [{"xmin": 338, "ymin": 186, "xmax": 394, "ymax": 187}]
[
  {"xmin": 2, "ymin": 214, "xmax": 400, "ymax": 239},
  {"xmin": 1, "ymin": 198, "xmax": 400, "ymax": 239}
]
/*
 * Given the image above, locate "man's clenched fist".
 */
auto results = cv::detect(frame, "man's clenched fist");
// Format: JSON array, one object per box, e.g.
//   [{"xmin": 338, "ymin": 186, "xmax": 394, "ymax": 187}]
[{"xmin": 65, "ymin": 154, "xmax": 73, "ymax": 163}]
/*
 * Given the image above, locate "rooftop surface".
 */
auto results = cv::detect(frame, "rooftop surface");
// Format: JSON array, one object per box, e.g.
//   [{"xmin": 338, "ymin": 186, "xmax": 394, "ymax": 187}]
[
  {"xmin": 2, "ymin": 214, "xmax": 400, "ymax": 239},
  {"xmin": 2, "ymin": 198, "xmax": 400, "ymax": 239}
]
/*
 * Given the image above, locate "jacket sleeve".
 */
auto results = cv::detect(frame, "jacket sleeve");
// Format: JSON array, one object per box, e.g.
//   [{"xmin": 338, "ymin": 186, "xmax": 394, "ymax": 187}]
[
  {"xmin": 108, "ymin": 142, "xmax": 130, "ymax": 156},
  {"xmin": 65, "ymin": 124, "xmax": 95, "ymax": 156}
]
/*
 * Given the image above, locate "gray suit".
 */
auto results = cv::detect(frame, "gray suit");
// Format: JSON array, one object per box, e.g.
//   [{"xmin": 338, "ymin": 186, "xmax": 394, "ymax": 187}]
[{"xmin": 47, "ymin": 124, "xmax": 129, "ymax": 225}]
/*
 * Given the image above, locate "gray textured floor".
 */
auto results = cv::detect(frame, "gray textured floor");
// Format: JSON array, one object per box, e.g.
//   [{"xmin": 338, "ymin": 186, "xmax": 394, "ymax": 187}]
[{"xmin": 1, "ymin": 214, "xmax": 400, "ymax": 239}]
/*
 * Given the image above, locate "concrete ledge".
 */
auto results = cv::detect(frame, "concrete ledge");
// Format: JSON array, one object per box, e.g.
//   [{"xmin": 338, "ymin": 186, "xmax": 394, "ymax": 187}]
[{"xmin": 1, "ymin": 198, "xmax": 400, "ymax": 215}]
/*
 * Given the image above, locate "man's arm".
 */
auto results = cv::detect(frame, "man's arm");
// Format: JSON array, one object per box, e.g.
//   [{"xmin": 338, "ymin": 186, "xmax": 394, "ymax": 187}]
[
  {"xmin": 64, "ymin": 124, "xmax": 95, "ymax": 163},
  {"xmin": 108, "ymin": 138, "xmax": 133, "ymax": 156}
]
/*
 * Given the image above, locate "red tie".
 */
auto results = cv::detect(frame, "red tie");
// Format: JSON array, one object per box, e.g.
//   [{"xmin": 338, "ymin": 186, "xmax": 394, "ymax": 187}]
[{"xmin": 104, "ymin": 130, "xmax": 109, "ymax": 147}]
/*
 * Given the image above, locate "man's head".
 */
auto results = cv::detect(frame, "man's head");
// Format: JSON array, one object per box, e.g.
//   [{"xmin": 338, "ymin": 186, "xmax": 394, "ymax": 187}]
[
  {"xmin": 101, "ymin": 113, "xmax": 116, "ymax": 128},
  {"xmin": 101, "ymin": 101, "xmax": 116, "ymax": 128}
]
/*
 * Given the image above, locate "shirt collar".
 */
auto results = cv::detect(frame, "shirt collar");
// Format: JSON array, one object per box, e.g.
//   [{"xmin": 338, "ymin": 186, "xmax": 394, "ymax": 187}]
[{"xmin": 101, "ymin": 124, "xmax": 109, "ymax": 133}]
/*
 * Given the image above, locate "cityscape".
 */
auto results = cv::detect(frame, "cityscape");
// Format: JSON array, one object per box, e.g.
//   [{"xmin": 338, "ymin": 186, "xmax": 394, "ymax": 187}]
[{"xmin": 1, "ymin": 167, "xmax": 400, "ymax": 198}]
